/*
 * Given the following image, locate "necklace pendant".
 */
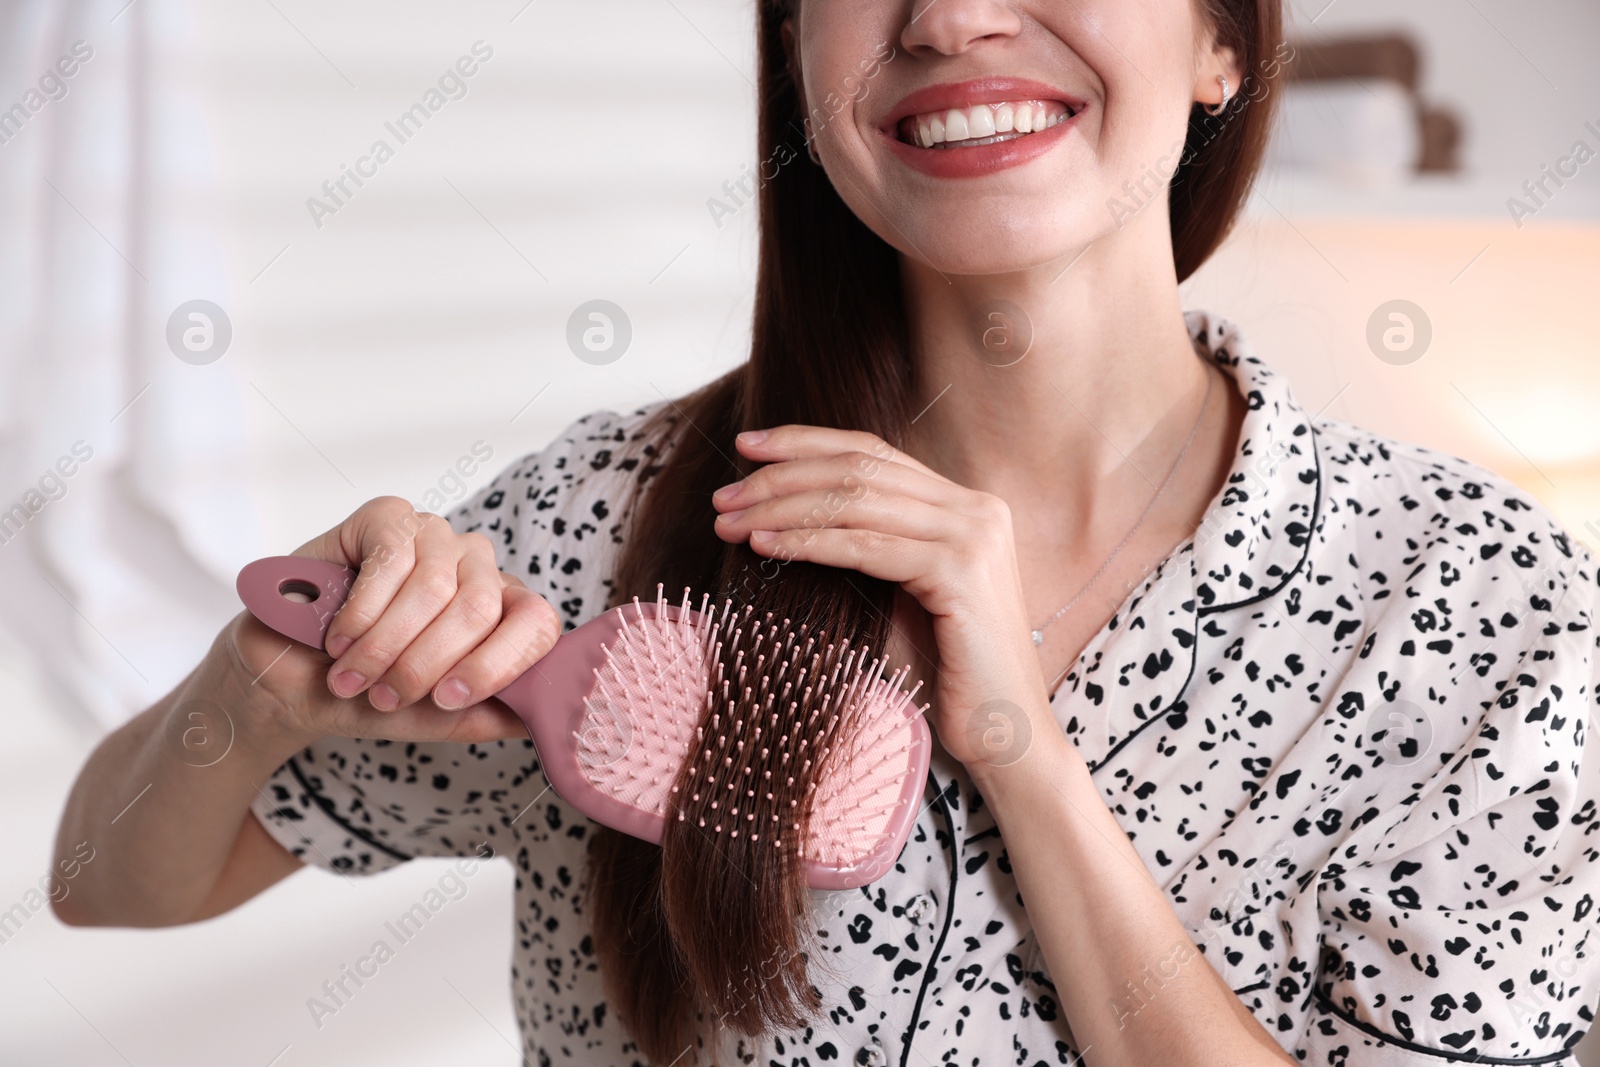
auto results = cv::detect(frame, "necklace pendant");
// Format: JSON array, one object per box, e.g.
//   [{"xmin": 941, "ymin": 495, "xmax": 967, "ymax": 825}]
[{"xmin": 1031, "ymin": 629, "xmax": 1044, "ymax": 646}]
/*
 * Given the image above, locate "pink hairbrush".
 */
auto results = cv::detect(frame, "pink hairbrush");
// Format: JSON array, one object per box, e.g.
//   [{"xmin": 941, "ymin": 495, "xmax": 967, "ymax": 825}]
[{"xmin": 237, "ymin": 556, "xmax": 932, "ymax": 890}]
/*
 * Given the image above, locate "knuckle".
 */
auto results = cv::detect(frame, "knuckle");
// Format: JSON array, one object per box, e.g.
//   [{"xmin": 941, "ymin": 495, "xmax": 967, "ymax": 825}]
[
  {"xmin": 511, "ymin": 600, "xmax": 561, "ymax": 665},
  {"xmin": 354, "ymin": 635, "xmax": 404, "ymax": 673},
  {"xmin": 461, "ymin": 530, "xmax": 496, "ymax": 560},
  {"xmin": 742, "ymin": 467, "xmax": 770, "ymax": 495},
  {"xmin": 415, "ymin": 569, "xmax": 459, "ymax": 612},
  {"xmin": 976, "ymin": 492, "xmax": 1013, "ymax": 528},
  {"xmin": 844, "ymin": 449, "xmax": 876, "ymax": 470},
  {"xmin": 457, "ymin": 585, "xmax": 503, "ymax": 631},
  {"xmin": 528, "ymin": 595, "xmax": 562, "ymax": 642},
  {"xmin": 366, "ymin": 495, "xmax": 412, "ymax": 520},
  {"xmin": 332, "ymin": 599, "xmax": 382, "ymax": 636},
  {"xmin": 383, "ymin": 655, "xmax": 430, "ymax": 696},
  {"xmin": 851, "ymin": 528, "xmax": 883, "ymax": 563}
]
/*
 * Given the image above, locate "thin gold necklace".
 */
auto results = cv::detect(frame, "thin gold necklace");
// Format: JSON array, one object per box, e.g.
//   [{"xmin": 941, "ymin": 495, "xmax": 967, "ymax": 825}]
[{"xmin": 1030, "ymin": 365, "xmax": 1216, "ymax": 647}]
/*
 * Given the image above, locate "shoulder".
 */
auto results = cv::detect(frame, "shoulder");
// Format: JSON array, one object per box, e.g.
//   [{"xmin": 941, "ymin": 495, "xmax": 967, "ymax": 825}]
[
  {"xmin": 1291, "ymin": 423, "xmax": 1600, "ymax": 1061},
  {"xmin": 448, "ymin": 399, "xmax": 678, "ymax": 627},
  {"xmin": 461, "ymin": 400, "xmax": 675, "ymax": 516},
  {"xmin": 1312, "ymin": 414, "xmax": 1596, "ymax": 617}
]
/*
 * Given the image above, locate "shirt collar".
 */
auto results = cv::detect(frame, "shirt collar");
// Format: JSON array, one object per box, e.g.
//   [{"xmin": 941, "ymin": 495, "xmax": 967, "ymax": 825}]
[
  {"xmin": 1184, "ymin": 309, "xmax": 1323, "ymax": 615},
  {"xmin": 1059, "ymin": 312, "xmax": 1324, "ymax": 771}
]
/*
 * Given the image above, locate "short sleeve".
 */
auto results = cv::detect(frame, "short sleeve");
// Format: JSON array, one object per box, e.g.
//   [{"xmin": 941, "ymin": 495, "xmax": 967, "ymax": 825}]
[
  {"xmin": 249, "ymin": 405, "xmax": 668, "ymax": 875},
  {"xmin": 1299, "ymin": 541, "xmax": 1600, "ymax": 1064}
]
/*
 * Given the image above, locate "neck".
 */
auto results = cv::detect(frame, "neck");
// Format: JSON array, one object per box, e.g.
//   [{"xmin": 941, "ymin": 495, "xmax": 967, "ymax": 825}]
[{"xmin": 899, "ymin": 214, "xmax": 1237, "ymax": 554}]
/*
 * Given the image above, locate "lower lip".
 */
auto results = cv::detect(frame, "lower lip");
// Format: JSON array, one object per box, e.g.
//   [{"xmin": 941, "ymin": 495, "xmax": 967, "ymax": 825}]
[{"xmin": 881, "ymin": 108, "xmax": 1082, "ymax": 179}]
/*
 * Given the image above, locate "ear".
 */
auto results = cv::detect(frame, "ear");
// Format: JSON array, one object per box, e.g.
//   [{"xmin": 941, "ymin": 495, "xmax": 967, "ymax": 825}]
[
  {"xmin": 780, "ymin": 15, "xmax": 808, "ymax": 109},
  {"xmin": 1194, "ymin": 34, "xmax": 1243, "ymax": 110}
]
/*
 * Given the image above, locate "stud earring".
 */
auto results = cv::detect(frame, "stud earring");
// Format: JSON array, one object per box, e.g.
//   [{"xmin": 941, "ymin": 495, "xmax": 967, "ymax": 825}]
[{"xmin": 1204, "ymin": 74, "xmax": 1231, "ymax": 117}]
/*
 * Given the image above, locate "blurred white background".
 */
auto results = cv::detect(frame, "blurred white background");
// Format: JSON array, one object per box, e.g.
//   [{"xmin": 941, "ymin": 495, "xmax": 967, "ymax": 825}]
[{"xmin": 0, "ymin": 0, "xmax": 1596, "ymax": 1063}]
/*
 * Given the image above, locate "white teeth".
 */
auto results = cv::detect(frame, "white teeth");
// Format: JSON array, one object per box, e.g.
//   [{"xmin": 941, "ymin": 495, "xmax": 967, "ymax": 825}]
[{"xmin": 901, "ymin": 99, "xmax": 1075, "ymax": 148}]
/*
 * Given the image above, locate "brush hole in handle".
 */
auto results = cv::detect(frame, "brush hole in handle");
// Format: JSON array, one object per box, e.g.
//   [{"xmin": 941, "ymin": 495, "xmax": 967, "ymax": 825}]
[{"xmin": 236, "ymin": 555, "xmax": 359, "ymax": 651}]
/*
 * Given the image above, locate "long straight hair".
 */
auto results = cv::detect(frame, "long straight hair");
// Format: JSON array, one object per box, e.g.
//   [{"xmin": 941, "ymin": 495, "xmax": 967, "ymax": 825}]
[{"xmin": 586, "ymin": 0, "xmax": 1284, "ymax": 1059}]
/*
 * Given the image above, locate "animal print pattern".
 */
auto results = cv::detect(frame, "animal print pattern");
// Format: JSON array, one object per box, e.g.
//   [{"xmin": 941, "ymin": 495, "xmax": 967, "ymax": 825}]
[{"xmin": 251, "ymin": 309, "xmax": 1600, "ymax": 1065}]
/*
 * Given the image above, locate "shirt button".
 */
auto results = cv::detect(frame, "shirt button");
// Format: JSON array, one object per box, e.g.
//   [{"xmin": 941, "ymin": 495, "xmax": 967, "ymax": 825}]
[
  {"xmin": 904, "ymin": 893, "xmax": 934, "ymax": 927},
  {"xmin": 855, "ymin": 1037, "xmax": 888, "ymax": 1066}
]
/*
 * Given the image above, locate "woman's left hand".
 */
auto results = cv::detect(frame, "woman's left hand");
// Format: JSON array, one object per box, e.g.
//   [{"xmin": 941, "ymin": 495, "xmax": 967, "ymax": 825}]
[{"xmin": 711, "ymin": 424, "xmax": 1055, "ymax": 768}]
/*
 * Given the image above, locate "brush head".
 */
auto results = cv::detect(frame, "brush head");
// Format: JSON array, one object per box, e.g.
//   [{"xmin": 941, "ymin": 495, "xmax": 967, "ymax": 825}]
[{"xmin": 238, "ymin": 557, "xmax": 932, "ymax": 890}]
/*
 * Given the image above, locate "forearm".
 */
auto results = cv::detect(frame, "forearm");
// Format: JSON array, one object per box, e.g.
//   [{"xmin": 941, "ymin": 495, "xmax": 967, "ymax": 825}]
[
  {"xmin": 52, "ymin": 624, "xmax": 314, "ymax": 927},
  {"xmin": 971, "ymin": 727, "xmax": 1295, "ymax": 1067}
]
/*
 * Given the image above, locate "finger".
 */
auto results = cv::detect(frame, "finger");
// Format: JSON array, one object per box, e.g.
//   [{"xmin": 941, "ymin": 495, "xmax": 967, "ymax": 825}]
[
  {"xmin": 746, "ymin": 525, "xmax": 937, "ymax": 587},
  {"xmin": 716, "ymin": 485, "xmax": 960, "ymax": 544},
  {"xmin": 734, "ymin": 425, "xmax": 946, "ymax": 481},
  {"xmin": 311, "ymin": 499, "xmax": 435, "ymax": 661},
  {"xmin": 325, "ymin": 696, "xmax": 530, "ymax": 745},
  {"xmin": 713, "ymin": 452, "xmax": 963, "ymax": 515},
  {"xmin": 372, "ymin": 533, "xmax": 505, "ymax": 710},
  {"xmin": 430, "ymin": 579, "xmax": 562, "ymax": 710},
  {"xmin": 326, "ymin": 516, "xmax": 462, "ymax": 705}
]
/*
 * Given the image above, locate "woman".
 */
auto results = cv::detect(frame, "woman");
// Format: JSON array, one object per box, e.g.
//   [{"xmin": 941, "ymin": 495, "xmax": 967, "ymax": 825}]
[{"xmin": 52, "ymin": 0, "xmax": 1600, "ymax": 1063}]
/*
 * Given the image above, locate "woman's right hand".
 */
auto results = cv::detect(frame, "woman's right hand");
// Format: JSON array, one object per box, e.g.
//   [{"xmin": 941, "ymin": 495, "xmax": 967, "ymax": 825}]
[{"xmin": 226, "ymin": 496, "xmax": 559, "ymax": 748}]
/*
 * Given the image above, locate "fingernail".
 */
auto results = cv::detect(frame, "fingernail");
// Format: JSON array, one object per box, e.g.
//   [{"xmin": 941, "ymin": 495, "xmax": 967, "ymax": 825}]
[
  {"xmin": 713, "ymin": 480, "xmax": 745, "ymax": 503},
  {"xmin": 325, "ymin": 634, "xmax": 352, "ymax": 659},
  {"xmin": 436, "ymin": 677, "xmax": 470, "ymax": 710},
  {"xmin": 370, "ymin": 683, "xmax": 400, "ymax": 711},
  {"xmin": 716, "ymin": 508, "xmax": 745, "ymax": 525},
  {"xmin": 737, "ymin": 429, "xmax": 769, "ymax": 446},
  {"xmin": 750, "ymin": 530, "xmax": 778, "ymax": 544},
  {"xmin": 331, "ymin": 670, "xmax": 366, "ymax": 698}
]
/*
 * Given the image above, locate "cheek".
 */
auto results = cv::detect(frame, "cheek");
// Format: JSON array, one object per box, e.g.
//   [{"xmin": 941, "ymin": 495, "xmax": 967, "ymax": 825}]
[
  {"xmin": 1042, "ymin": 2, "xmax": 1199, "ymax": 166},
  {"xmin": 798, "ymin": 7, "xmax": 900, "ymax": 135}
]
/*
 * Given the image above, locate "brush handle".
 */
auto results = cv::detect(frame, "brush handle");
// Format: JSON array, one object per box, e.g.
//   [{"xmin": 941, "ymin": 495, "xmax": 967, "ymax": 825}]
[
  {"xmin": 236, "ymin": 555, "xmax": 359, "ymax": 650},
  {"xmin": 236, "ymin": 554, "xmax": 698, "ymax": 849}
]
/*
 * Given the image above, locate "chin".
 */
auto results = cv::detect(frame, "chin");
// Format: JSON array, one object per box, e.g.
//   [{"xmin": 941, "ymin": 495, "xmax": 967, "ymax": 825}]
[{"xmin": 866, "ymin": 196, "xmax": 1117, "ymax": 278}]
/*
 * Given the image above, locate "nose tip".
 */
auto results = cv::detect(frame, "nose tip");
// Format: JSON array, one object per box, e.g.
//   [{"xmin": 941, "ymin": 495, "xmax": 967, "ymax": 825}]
[{"xmin": 901, "ymin": 0, "xmax": 1023, "ymax": 56}]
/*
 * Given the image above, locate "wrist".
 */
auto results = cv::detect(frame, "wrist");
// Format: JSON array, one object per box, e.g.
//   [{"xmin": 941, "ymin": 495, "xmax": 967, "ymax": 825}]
[
  {"xmin": 203, "ymin": 621, "xmax": 324, "ymax": 767},
  {"xmin": 964, "ymin": 707, "xmax": 1088, "ymax": 800}
]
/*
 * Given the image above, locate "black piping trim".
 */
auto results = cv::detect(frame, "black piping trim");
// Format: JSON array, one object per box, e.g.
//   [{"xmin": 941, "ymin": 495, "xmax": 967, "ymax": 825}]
[
  {"xmin": 1232, "ymin": 980, "xmax": 1269, "ymax": 996},
  {"xmin": 899, "ymin": 772, "xmax": 958, "ymax": 1067},
  {"xmin": 1089, "ymin": 422, "xmax": 1324, "ymax": 775},
  {"xmin": 1090, "ymin": 601, "xmax": 1202, "ymax": 774},
  {"xmin": 1197, "ymin": 416, "xmax": 1324, "ymax": 619},
  {"xmin": 286, "ymin": 755, "xmax": 414, "ymax": 863},
  {"xmin": 1314, "ymin": 994, "xmax": 1574, "ymax": 1064}
]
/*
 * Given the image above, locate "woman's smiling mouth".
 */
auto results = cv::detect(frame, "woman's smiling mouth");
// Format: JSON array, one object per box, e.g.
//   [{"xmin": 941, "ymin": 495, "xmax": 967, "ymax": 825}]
[{"xmin": 877, "ymin": 77, "xmax": 1087, "ymax": 177}]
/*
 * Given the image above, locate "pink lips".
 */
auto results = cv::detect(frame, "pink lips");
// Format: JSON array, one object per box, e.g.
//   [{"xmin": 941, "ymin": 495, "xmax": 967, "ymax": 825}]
[{"xmin": 878, "ymin": 76, "xmax": 1087, "ymax": 180}]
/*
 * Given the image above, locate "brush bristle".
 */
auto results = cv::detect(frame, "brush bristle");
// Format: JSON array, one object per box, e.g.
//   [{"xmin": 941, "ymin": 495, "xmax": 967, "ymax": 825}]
[{"xmin": 573, "ymin": 585, "xmax": 927, "ymax": 868}]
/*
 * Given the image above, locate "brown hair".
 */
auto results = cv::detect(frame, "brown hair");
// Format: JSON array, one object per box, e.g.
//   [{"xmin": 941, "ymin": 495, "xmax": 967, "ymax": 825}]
[{"xmin": 586, "ymin": 0, "xmax": 1284, "ymax": 1060}]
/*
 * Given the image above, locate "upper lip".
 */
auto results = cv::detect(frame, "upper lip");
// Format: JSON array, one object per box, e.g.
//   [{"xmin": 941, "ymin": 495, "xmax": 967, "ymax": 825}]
[{"xmin": 880, "ymin": 77, "xmax": 1087, "ymax": 134}]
